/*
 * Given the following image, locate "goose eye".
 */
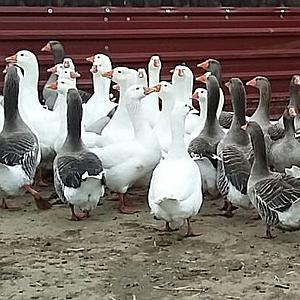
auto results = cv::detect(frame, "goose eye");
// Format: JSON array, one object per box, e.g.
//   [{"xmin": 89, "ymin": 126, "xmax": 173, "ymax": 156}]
[
  {"xmin": 118, "ymin": 70, "xmax": 121, "ymax": 74},
  {"xmin": 136, "ymin": 87, "xmax": 139, "ymax": 90},
  {"xmin": 185, "ymin": 104, "xmax": 188, "ymax": 107},
  {"xmin": 61, "ymin": 81, "xmax": 65, "ymax": 84},
  {"xmin": 20, "ymin": 53, "xmax": 24, "ymax": 56},
  {"xmin": 164, "ymin": 85, "xmax": 167, "ymax": 87}
]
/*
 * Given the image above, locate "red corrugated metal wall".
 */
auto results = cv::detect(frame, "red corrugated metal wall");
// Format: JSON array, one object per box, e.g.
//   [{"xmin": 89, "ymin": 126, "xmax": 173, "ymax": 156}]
[{"xmin": 0, "ymin": 6, "xmax": 300, "ymax": 118}]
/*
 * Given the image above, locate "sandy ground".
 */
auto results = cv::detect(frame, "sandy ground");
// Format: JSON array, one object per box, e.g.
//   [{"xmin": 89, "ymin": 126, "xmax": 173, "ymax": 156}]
[{"xmin": 1, "ymin": 186, "xmax": 300, "ymax": 300}]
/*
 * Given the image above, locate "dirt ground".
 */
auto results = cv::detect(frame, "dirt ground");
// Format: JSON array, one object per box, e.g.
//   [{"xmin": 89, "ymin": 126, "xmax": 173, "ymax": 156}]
[{"xmin": 1, "ymin": 186, "xmax": 300, "ymax": 300}]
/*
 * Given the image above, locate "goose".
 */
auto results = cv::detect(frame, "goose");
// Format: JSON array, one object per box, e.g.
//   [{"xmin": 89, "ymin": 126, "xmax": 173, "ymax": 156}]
[
  {"xmin": 277, "ymin": 75, "xmax": 300, "ymax": 130},
  {"xmin": 171, "ymin": 65, "xmax": 202, "ymax": 143},
  {"xmin": 197, "ymin": 58, "xmax": 251, "ymax": 130},
  {"xmin": 246, "ymin": 76, "xmax": 284, "ymax": 141},
  {"xmin": 188, "ymin": 73, "xmax": 225, "ymax": 198},
  {"xmin": 217, "ymin": 78, "xmax": 252, "ymax": 216},
  {"xmin": 0, "ymin": 65, "xmax": 51, "ymax": 210},
  {"xmin": 91, "ymin": 85, "xmax": 161, "ymax": 214},
  {"xmin": 269, "ymin": 106, "xmax": 300, "ymax": 172},
  {"xmin": 6, "ymin": 50, "xmax": 59, "ymax": 186},
  {"xmin": 41, "ymin": 40, "xmax": 65, "ymax": 110},
  {"xmin": 148, "ymin": 102, "xmax": 203, "ymax": 237},
  {"xmin": 137, "ymin": 68, "xmax": 148, "ymax": 86},
  {"xmin": 141, "ymin": 55, "xmax": 161, "ymax": 128},
  {"xmin": 53, "ymin": 89, "xmax": 105, "ymax": 220},
  {"xmin": 83, "ymin": 54, "xmax": 117, "ymax": 128},
  {"xmin": 100, "ymin": 67, "xmax": 138, "ymax": 143},
  {"xmin": 42, "ymin": 40, "xmax": 91, "ymax": 104},
  {"xmin": 244, "ymin": 121, "xmax": 300, "ymax": 238},
  {"xmin": 48, "ymin": 75, "xmax": 111, "ymax": 152}
]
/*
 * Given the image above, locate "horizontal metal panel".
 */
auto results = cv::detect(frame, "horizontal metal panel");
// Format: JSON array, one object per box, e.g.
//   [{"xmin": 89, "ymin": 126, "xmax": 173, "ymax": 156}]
[{"xmin": 0, "ymin": 6, "xmax": 300, "ymax": 119}]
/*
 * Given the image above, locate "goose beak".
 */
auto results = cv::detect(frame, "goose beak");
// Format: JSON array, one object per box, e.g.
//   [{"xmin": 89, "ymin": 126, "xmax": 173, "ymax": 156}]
[
  {"xmin": 5, "ymin": 54, "xmax": 17, "ymax": 63},
  {"xmin": 47, "ymin": 81, "xmax": 58, "ymax": 90},
  {"xmin": 241, "ymin": 123, "xmax": 248, "ymax": 131},
  {"xmin": 102, "ymin": 70, "xmax": 113, "ymax": 79},
  {"xmin": 112, "ymin": 84, "xmax": 120, "ymax": 91},
  {"xmin": 90, "ymin": 65, "xmax": 98, "ymax": 74},
  {"xmin": 196, "ymin": 74, "xmax": 207, "ymax": 83},
  {"xmin": 63, "ymin": 61, "xmax": 70, "ymax": 68},
  {"xmin": 41, "ymin": 42, "xmax": 51, "ymax": 52},
  {"xmin": 197, "ymin": 60, "xmax": 209, "ymax": 70},
  {"xmin": 86, "ymin": 55, "xmax": 95, "ymax": 63},
  {"xmin": 153, "ymin": 59, "xmax": 161, "ymax": 68},
  {"xmin": 225, "ymin": 81, "xmax": 230, "ymax": 89},
  {"xmin": 294, "ymin": 75, "xmax": 300, "ymax": 85},
  {"xmin": 138, "ymin": 69, "xmax": 144, "ymax": 78},
  {"xmin": 3, "ymin": 64, "xmax": 9, "ymax": 74},
  {"xmin": 169, "ymin": 69, "xmax": 174, "ymax": 73},
  {"xmin": 246, "ymin": 78, "xmax": 256, "ymax": 87},
  {"xmin": 143, "ymin": 86, "xmax": 156, "ymax": 95},
  {"xmin": 190, "ymin": 91, "xmax": 199, "ymax": 101},
  {"xmin": 151, "ymin": 84, "xmax": 161, "ymax": 93},
  {"xmin": 178, "ymin": 68, "xmax": 184, "ymax": 77},
  {"xmin": 70, "ymin": 71, "xmax": 81, "ymax": 79},
  {"xmin": 288, "ymin": 106, "xmax": 298, "ymax": 117},
  {"xmin": 47, "ymin": 65, "xmax": 56, "ymax": 73}
]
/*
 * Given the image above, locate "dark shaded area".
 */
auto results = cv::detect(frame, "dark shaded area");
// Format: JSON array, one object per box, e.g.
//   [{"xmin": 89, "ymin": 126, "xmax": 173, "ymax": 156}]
[{"xmin": 1, "ymin": 1, "xmax": 300, "ymax": 7}]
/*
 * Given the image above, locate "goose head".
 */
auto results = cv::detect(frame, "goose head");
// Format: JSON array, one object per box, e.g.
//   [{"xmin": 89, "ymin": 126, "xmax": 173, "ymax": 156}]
[
  {"xmin": 171, "ymin": 65, "xmax": 194, "ymax": 95},
  {"xmin": 58, "ymin": 68, "xmax": 80, "ymax": 82},
  {"xmin": 197, "ymin": 58, "xmax": 221, "ymax": 83},
  {"xmin": 103, "ymin": 67, "xmax": 138, "ymax": 86},
  {"xmin": 89, "ymin": 54, "xmax": 112, "ymax": 77},
  {"xmin": 172, "ymin": 102, "xmax": 191, "ymax": 119},
  {"xmin": 137, "ymin": 68, "xmax": 148, "ymax": 86},
  {"xmin": 191, "ymin": 87, "xmax": 207, "ymax": 103},
  {"xmin": 41, "ymin": 40, "xmax": 62, "ymax": 53},
  {"xmin": 148, "ymin": 55, "xmax": 161, "ymax": 71},
  {"xmin": 86, "ymin": 53, "xmax": 111, "ymax": 65},
  {"xmin": 125, "ymin": 84, "xmax": 157, "ymax": 102},
  {"xmin": 6, "ymin": 50, "xmax": 38, "ymax": 71},
  {"xmin": 48, "ymin": 77, "xmax": 76, "ymax": 95},
  {"xmin": 196, "ymin": 71, "xmax": 212, "ymax": 83},
  {"xmin": 62, "ymin": 57, "xmax": 75, "ymax": 70},
  {"xmin": 246, "ymin": 76, "xmax": 269, "ymax": 89}
]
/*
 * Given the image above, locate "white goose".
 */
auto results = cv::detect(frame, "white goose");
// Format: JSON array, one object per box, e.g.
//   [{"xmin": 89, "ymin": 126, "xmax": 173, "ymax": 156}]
[
  {"xmin": 91, "ymin": 85, "xmax": 161, "ymax": 214},
  {"xmin": 100, "ymin": 67, "xmax": 138, "ymax": 143},
  {"xmin": 83, "ymin": 53, "xmax": 117, "ymax": 127},
  {"xmin": 141, "ymin": 55, "xmax": 161, "ymax": 127},
  {"xmin": 0, "ymin": 65, "xmax": 51, "ymax": 210},
  {"xmin": 54, "ymin": 89, "xmax": 106, "ymax": 220},
  {"xmin": 149, "ymin": 102, "xmax": 203, "ymax": 237},
  {"xmin": 136, "ymin": 68, "xmax": 148, "ymax": 86}
]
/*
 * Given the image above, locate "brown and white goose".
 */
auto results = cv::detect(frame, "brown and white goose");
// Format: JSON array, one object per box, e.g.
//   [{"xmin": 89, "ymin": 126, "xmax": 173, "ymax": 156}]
[
  {"xmin": 245, "ymin": 121, "xmax": 300, "ymax": 238},
  {"xmin": 217, "ymin": 78, "xmax": 252, "ymax": 216},
  {"xmin": 0, "ymin": 65, "xmax": 51, "ymax": 210},
  {"xmin": 188, "ymin": 73, "xmax": 224, "ymax": 198}
]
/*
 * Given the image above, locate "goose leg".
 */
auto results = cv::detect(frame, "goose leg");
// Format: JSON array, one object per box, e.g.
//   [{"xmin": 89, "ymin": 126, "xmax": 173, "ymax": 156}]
[
  {"xmin": 0, "ymin": 198, "xmax": 8, "ymax": 209},
  {"xmin": 69, "ymin": 204, "xmax": 85, "ymax": 221},
  {"xmin": 118, "ymin": 193, "xmax": 139, "ymax": 214},
  {"xmin": 34, "ymin": 167, "xmax": 49, "ymax": 187},
  {"xmin": 0, "ymin": 198, "xmax": 20, "ymax": 210},
  {"xmin": 255, "ymin": 225, "xmax": 276, "ymax": 239},
  {"xmin": 23, "ymin": 185, "xmax": 51, "ymax": 210},
  {"xmin": 185, "ymin": 218, "xmax": 201, "ymax": 237}
]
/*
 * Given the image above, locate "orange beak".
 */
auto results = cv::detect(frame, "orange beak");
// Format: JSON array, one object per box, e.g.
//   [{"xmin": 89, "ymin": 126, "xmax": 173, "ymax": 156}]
[
  {"xmin": 191, "ymin": 91, "xmax": 199, "ymax": 101},
  {"xmin": 102, "ymin": 70, "xmax": 113, "ymax": 79},
  {"xmin": 143, "ymin": 86, "xmax": 157, "ymax": 95},
  {"xmin": 225, "ymin": 81, "xmax": 230, "ymax": 89},
  {"xmin": 47, "ymin": 81, "xmax": 58, "ymax": 90},
  {"xmin": 41, "ymin": 42, "xmax": 51, "ymax": 52},
  {"xmin": 241, "ymin": 123, "xmax": 248, "ymax": 131},
  {"xmin": 90, "ymin": 65, "xmax": 98, "ymax": 73},
  {"xmin": 151, "ymin": 84, "xmax": 161, "ymax": 92},
  {"xmin": 153, "ymin": 59, "xmax": 160, "ymax": 68},
  {"xmin": 70, "ymin": 71, "xmax": 81, "ymax": 79},
  {"xmin": 5, "ymin": 54, "xmax": 17, "ymax": 63},
  {"xmin": 112, "ymin": 84, "xmax": 120, "ymax": 91},
  {"xmin": 196, "ymin": 74, "xmax": 207, "ymax": 83},
  {"xmin": 47, "ymin": 65, "xmax": 56, "ymax": 73},
  {"xmin": 169, "ymin": 69, "xmax": 174, "ymax": 73},
  {"xmin": 197, "ymin": 60, "xmax": 209, "ymax": 70},
  {"xmin": 246, "ymin": 78, "xmax": 257, "ymax": 87},
  {"xmin": 86, "ymin": 55, "xmax": 95, "ymax": 63},
  {"xmin": 138, "ymin": 69, "xmax": 144, "ymax": 78}
]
